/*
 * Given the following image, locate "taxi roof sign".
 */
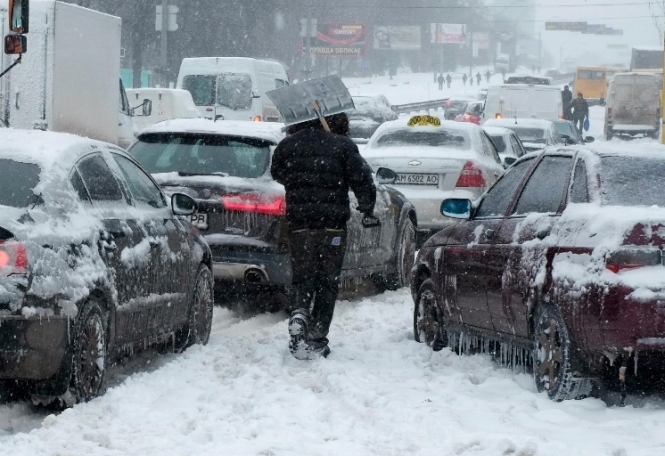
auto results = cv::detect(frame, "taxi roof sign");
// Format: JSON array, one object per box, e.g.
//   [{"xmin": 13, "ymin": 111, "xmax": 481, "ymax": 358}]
[{"xmin": 407, "ymin": 115, "xmax": 441, "ymax": 127}]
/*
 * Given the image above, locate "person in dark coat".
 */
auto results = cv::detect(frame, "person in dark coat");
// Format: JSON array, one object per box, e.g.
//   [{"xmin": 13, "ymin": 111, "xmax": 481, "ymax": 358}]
[
  {"xmin": 570, "ymin": 92, "xmax": 589, "ymax": 133},
  {"xmin": 437, "ymin": 73, "xmax": 444, "ymax": 90},
  {"xmin": 476, "ymin": 72, "xmax": 482, "ymax": 85},
  {"xmin": 485, "ymin": 70, "xmax": 491, "ymax": 83},
  {"xmin": 271, "ymin": 113, "xmax": 376, "ymax": 360},
  {"xmin": 561, "ymin": 85, "xmax": 573, "ymax": 120},
  {"xmin": 446, "ymin": 73, "xmax": 452, "ymax": 88}
]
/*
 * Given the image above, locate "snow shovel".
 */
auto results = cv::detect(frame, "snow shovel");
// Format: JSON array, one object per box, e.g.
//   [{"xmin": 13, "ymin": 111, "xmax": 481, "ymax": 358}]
[{"xmin": 265, "ymin": 75, "xmax": 355, "ymax": 131}]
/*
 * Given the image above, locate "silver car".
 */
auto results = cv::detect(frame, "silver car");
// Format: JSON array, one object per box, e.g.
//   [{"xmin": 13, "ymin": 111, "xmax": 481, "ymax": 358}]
[
  {"xmin": 362, "ymin": 115, "xmax": 505, "ymax": 246},
  {"xmin": 483, "ymin": 126, "xmax": 527, "ymax": 168},
  {"xmin": 483, "ymin": 118, "xmax": 562, "ymax": 153}
]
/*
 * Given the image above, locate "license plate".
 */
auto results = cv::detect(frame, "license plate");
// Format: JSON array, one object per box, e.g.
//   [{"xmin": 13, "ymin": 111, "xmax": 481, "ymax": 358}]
[
  {"xmin": 395, "ymin": 173, "xmax": 439, "ymax": 185},
  {"xmin": 190, "ymin": 213, "xmax": 208, "ymax": 230}
]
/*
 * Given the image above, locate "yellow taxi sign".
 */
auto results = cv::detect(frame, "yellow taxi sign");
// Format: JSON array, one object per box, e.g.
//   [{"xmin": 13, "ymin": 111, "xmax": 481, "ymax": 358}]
[{"xmin": 407, "ymin": 115, "xmax": 441, "ymax": 127}]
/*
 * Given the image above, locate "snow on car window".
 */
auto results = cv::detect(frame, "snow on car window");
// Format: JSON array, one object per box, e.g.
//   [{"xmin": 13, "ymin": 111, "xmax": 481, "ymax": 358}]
[
  {"xmin": 130, "ymin": 134, "xmax": 271, "ymax": 179},
  {"xmin": 182, "ymin": 75, "xmax": 215, "ymax": 106},
  {"xmin": 554, "ymin": 122, "xmax": 575, "ymax": 138},
  {"xmin": 217, "ymin": 73, "xmax": 252, "ymax": 111},
  {"xmin": 487, "ymin": 135, "xmax": 507, "ymax": 153},
  {"xmin": 601, "ymin": 156, "xmax": 665, "ymax": 207},
  {"xmin": 0, "ymin": 159, "xmax": 40, "ymax": 208},
  {"xmin": 509, "ymin": 127, "xmax": 546, "ymax": 144},
  {"xmin": 376, "ymin": 129, "xmax": 470, "ymax": 149}
]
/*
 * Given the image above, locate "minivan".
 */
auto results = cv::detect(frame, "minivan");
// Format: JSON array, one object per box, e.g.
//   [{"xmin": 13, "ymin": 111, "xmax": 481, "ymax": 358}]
[
  {"xmin": 481, "ymin": 84, "xmax": 563, "ymax": 125},
  {"xmin": 127, "ymin": 88, "xmax": 202, "ymax": 131},
  {"xmin": 176, "ymin": 57, "xmax": 288, "ymax": 122},
  {"xmin": 604, "ymin": 72, "xmax": 661, "ymax": 140}
]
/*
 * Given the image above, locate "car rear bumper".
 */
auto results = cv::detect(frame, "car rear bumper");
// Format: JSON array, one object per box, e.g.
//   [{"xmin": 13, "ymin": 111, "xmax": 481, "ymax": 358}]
[
  {"xmin": 0, "ymin": 316, "xmax": 69, "ymax": 380},
  {"xmin": 211, "ymin": 252, "xmax": 292, "ymax": 285}
]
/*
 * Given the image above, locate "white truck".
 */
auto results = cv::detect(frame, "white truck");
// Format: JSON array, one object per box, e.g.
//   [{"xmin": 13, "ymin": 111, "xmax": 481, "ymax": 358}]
[
  {"xmin": 0, "ymin": 0, "xmax": 148, "ymax": 148},
  {"xmin": 481, "ymin": 84, "xmax": 563, "ymax": 125}
]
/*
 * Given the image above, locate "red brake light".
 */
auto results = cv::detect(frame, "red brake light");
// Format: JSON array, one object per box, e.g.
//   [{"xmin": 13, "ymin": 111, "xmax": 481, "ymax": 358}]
[
  {"xmin": 0, "ymin": 240, "xmax": 27, "ymax": 275},
  {"xmin": 456, "ymin": 161, "xmax": 486, "ymax": 188},
  {"xmin": 253, "ymin": 115, "xmax": 262, "ymax": 122},
  {"xmin": 606, "ymin": 249, "xmax": 661, "ymax": 273},
  {"xmin": 495, "ymin": 113, "xmax": 502, "ymax": 119},
  {"xmin": 222, "ymin": 194, "xmax": 286, "ymax": 216},
  {"xmin": 445, "ymin": 100, "xmax": 451, "ymax": 108}
]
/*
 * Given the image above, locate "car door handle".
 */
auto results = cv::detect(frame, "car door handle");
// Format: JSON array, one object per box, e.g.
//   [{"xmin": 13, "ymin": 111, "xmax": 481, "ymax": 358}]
[{"xmin": 485, "ymin": 229, "xmax": 495, "ymax": 238}]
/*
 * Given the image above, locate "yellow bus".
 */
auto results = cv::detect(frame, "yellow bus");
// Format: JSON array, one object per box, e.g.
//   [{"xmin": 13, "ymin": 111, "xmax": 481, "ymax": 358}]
[{"xmin": 573, "ymin": 67, "xmax": 608, "ymax": 105}]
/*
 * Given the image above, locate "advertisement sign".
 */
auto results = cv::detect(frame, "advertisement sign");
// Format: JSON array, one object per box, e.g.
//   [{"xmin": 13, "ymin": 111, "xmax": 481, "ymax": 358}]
[
  {"xmin": 545, "ymin": 22, "xmax": 587, "ymax": 32},
  {"xmin": 472, "ymin": 32, "xmax": 490, "ymax": 50},
  {"xmin": 307, "ymin": 24, "xmax": 368, "ymax": 57},
  {"xmin": 582, "ymin": 24, "xmax": 606, "ymax": 34},
  {"xmin": 430, "ymin": 24, "xmax": 466, "ymax": 44},
  {"xmin": 373, "ymin": 26, "xmax": 421, "ymax": 50}
]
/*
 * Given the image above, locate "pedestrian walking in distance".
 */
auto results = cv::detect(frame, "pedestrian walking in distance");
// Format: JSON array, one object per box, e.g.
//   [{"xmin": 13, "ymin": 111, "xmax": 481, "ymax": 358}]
[
  {"xmin": 476, "ymin": 72, "xmax": 482, "ymax": 85},
  {"xmin": 437, "ymin": 73, "xmax": 444, "ymax": 90},
  {"xmin": 446, "ymin": 74, "xmax": 452, "ymax": 89},
  {"xmin": 485, "ymin": 70, "xmax": 491, "ymax": 83},
  {"xmin": 570, "ymin": 92, "xmax": 589, "ymax": 133},
  {"xmin": 561, "ymin": 85, "xmax": 573, "ymax": 121},
  {"xmin": 462, "ymin": 74, "xmax": 468, "ymax": 86},
  {"xmin": 271, "ymin": 113, "xmax": 376, "ymax": 360}
]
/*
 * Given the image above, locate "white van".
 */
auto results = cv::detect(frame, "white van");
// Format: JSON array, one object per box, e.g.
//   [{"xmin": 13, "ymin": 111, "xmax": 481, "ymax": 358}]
[
  {"xmin": 126, "ymin": 88, "xmax": 201, "ymax": 131},
  {"xmin": 604, "ymin": 72, "xmax": 661, "ymax": 140},
  {"xmin": 481, "ymin": 84, "xmax": 563, "ymax": 125},
  {"xmin": 176, "ymin": 57, "xmax": 288, "ymax": 122}
]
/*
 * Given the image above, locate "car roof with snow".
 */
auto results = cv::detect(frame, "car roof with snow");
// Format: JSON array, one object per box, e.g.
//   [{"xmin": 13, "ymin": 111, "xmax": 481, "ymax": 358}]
[
  {"xmin": 138, "ymin": 119, "xmax": 286, "ymax": 144},
  {"xmin": 482, "ymin": 126, "xmax": 515, "ymax": 136},
  {"xmin": 484, "ymin": 118, "xmax": 555, "ymax": 129}
]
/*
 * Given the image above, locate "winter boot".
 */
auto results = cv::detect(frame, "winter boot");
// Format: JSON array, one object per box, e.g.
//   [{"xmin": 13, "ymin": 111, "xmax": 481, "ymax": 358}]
[
  {"xmin": 307, "ymin": 339, "xmax": 331, "ymax": 358},
  {"xmin": 288, "ymin": 310, "xmax": 310, "ymax": 360}
]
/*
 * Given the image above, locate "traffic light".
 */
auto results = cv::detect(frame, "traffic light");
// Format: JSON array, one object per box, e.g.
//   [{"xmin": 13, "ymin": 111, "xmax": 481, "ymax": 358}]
[{"xmin": 8, "ymin": 0, "xmax": 29, "ymax": 34}]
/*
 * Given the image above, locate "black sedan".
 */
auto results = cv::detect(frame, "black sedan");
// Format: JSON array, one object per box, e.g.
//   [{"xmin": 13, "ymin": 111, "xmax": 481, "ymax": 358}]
[
  {"xmin": 0, "ymin": 129, "xmax": 212, "ymax": 405},
  {"xmin": 348, "ymin": 95, "xmax": 399, "ymax": 140},
  {"xmin": 129, "ymin": 119, "xmax": 418, "ymax": 308}
]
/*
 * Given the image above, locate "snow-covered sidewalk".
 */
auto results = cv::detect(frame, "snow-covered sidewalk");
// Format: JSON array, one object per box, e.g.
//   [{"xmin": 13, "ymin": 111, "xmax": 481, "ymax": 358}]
[{"xmin": 1, "ymin": 288, "xmax": 665, "ymax": 455}]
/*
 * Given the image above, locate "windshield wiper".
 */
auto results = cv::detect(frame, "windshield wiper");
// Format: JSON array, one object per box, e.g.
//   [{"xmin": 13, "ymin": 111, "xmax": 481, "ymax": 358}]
[{"xmin": 178, "ymin": 171, "xmax": 229, "ymax": 177}]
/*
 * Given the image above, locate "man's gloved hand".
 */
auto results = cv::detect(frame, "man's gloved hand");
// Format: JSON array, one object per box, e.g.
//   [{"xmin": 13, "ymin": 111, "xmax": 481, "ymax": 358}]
[{"xmin": 361, "ymin": 210, "xmax": 380, "ymax": 228}]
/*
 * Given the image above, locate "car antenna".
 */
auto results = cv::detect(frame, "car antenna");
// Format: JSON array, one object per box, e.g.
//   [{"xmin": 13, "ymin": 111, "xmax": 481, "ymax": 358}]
[{"xmin": 514, "ymin": 108, "xmax": 517, "ymax": 125}]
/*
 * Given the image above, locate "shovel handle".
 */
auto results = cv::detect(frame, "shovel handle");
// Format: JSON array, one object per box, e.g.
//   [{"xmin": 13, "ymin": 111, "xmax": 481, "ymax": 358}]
[{"xmin": 313, "ymin": 101, "xmax": 331, "ymax": 132}]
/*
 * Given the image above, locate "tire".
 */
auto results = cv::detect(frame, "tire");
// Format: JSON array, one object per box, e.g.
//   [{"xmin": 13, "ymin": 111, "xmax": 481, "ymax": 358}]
[
  {"xmin": 413, "ymin": 279, "xmax": 446, "ymax": 351},
  {"xmin": 186, "ymin": 264, "xmax": 214, "ymax": 347},
  {"xmin": 376, "ymin": 218, "xmax": 416, "ymax": 291},
  {"xmin": 532, "ymin": 303, "xmax": 592, "ymax": 402},
  {"xmin": 70, "ymin": 298, "xmax": 108, "ymax": 403}
]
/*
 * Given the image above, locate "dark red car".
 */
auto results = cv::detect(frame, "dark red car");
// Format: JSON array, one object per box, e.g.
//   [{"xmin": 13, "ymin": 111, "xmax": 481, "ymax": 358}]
[
  {"xmin": 453, "ymin": 101, "xmax": 483, "ymax": 125},
  {"xmin": 412, "ymin": 145, "xmax": 665, "ymax": 401}
]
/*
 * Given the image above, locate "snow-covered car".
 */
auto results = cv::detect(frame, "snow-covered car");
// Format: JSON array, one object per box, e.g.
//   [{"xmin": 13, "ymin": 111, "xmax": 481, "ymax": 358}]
[
  {"xmin": 483, "ymin": 118, "xmax": 562, "ymax": 153},
  {"xmin": 362, "ymin": 115, "xmax": 505, "ymax": 246},
  {"xmin": 443, "ymin": 98, "xmax": 476, "ymax": 120},
  {"xmin": 412, "ymin": 144, "xmax": 665, "ymax": 402},
  {"xmin": 453, "ymin": 101, "xmax": 484, "ymax": 125},
  {"xmin": 0, "ymin": 129, "xmax": 212, "ymax": 405},
  {"xmin": 553, "ymin": 119, "xmax": 595, "ymax": 145},
  {"xmin": 348, "ymin": 95, "xmax": 399, "ymax": 140},
  {"xmin": 129, "ymin": 119, "xmax": 417, "ymax": 306},
  {"xmin": 482, "ymin": 126, "xmax": 527, "ymax": 168}
]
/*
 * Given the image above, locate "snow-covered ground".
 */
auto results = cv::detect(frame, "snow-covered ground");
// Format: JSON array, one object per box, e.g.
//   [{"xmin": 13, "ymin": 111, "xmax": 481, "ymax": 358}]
[{"xmin": 3, "ymin": 72, "xmax": 665, "ymax": 456}]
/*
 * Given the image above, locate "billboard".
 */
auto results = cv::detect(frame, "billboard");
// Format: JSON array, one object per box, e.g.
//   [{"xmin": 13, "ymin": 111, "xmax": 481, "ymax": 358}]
[
  {"xmin": 373, "ymin": 26, "xmax": 421, "ymax": 50},
  {"xmin": 430, "ymin": 24, "xmax": 466, "ymax": 44},
  {"xmin": 545, "ymin": 22, "xmax": 587, "ymax": 32},
  {"xmin": 472, "ymin": 32, "xmax": 490, "ymax": 50},
  {"xmin": 308, "ymin": 24, "xmax": 368, "ymax": 57}
]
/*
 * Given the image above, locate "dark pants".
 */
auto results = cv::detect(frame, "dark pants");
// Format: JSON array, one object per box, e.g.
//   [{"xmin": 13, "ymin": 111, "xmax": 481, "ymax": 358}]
[
  {"xmin": 573, "ymin": 116, "xmax": 585, "ymax": 133},
  {"xmin": 289, "ymin": 228, "xmax": 347, "ymax": 344}
]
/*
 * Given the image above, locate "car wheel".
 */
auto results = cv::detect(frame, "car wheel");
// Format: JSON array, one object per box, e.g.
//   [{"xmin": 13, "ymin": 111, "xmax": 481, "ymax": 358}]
[
  {"xmin": 532, "ymin": 303, "xmax": 591, "ymax": 402},
  {"xmin": 71, "ymin": 298, "xmax": 107, "ymax": 403},
  {"xmin": 376, "ymin": 218, "xmax": 416, "ymax": 291},
  {"xmin": 188, "ymin": 264, "xmax": 214, "ymax": 346},
  {"xmin": 414, "ymin": 279, "xmax": 446, "ymax": 351}
]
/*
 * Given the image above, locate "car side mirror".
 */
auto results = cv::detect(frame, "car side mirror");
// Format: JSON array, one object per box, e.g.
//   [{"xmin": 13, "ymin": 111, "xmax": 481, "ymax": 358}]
[
  {"xmin": 376, "ymin": 167, "xmax": 397, "ymax": 185},
  {"xmin": 565, "ymin": 137, "xmax": 576, "ymax": 146},
  {"xmin": 584, "ymin": 136, "xmax": 595, "ymax": 143},
  {"xmin": 172, "ymin": 193, "xmax": 197, "ymax": 216},
  {"xmin": 502, "ymin": 156, "xmax": 517, "ymax": 168},
  {"xmin": 441, "ymin": 199, "xmax": 471, "ymax": 219},
  {"xmin": 252, "ymin": 90, "xmax": 261, "ymax": 98}
]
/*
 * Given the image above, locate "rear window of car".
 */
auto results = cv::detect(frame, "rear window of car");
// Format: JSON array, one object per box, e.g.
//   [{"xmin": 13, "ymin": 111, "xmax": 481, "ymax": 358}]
[
  {"xmin": 182, "ymin": 75, "xmax": 215, "ymax": 106},
  {"xmin": 0, "ymin": 159, "xmax": 40, "ymax": 208},
  {"xmin": 554, "ymin": 122, "xmax": 575, "ymax": 138},
  {"xmin": 129, "ymin": 134, "xmax": 272, "ymax": 179},
  {"xmin": 600, "ymin": 156, "xmax": 665, "ymax": 207},
  {"xmin": 508, "ymin": 127, "xmax": 547, "ymax": 144},
  {"xmin": 375, "ymin": 129, "xmax": 470, "ymax": 149},
  {"xmin": 487, "ymin": 135, "xmax": 507, "ymax": 152}
]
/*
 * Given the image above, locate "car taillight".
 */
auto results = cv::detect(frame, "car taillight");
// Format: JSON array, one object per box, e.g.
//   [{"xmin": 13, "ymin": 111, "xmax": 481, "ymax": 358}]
[
  {"xmin": 495, "ymin": 113, "xmax": 502, "ymax": 119},
  {"xmin": 456, "ymin": 161, "xmax": 486, "ymax": 188},
  {"xmin": 0, "ymin": 240, "xmax": 27, "ymax": 276},
  {"xmin": 222, "ymin": 194, "xmax": 286, "ymax": 216},
  {"xmin": 253, "ymin": 115, "xmax": 262, "ymax": 122},
  {"xmin": 605, "ymin": 249, "xmax": 661, "ymax": 273},
  {"xmin": 445, "ymin": 100, "xmax": 451, "ymax": 108}
]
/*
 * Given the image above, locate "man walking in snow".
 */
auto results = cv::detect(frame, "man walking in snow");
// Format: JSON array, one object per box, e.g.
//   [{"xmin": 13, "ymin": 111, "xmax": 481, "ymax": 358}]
[
  {"xmin": 561, "ymin": 85, "xmax": 573, "ymax": 120},
  {"xmin": 570, "ymin": 92, "xmax": 589, "ymax": 133},
  {"xmin": 437, "ymin": 73, "xmax": 444, "ymax": 90},
  {"xmin": 485, "ymin": 70, "xmax": 491, "ymax": 83},
  {"xmin": 476, "ymin": 72, "xmax": 482, "ymax": 85},
  {"xmin": 462, "ymin": 74, "xmax": 467, "ymax": 85},
  {"xmin": 446, "ymin": 73, "xmax": 452, "ymax": 88},
  {"xmin": 271, "ymin": 113, "xmax": 376, "ymax": 360}
]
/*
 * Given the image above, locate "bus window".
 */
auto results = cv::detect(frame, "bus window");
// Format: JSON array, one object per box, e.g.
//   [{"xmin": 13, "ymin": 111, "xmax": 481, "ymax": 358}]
[{"xmin": 577, "ymin": 70, "xmax": 605, "ymax": 80}]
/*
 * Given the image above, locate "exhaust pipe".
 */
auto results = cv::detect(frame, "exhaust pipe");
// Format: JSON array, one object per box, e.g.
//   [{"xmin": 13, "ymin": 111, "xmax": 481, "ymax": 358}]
[{"xmin": 244, "ymin": 268, "xmax": 266, "ymax": 283}]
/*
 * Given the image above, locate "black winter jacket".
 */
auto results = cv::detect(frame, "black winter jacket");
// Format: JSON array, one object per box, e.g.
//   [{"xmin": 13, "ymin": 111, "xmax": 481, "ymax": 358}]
[{"xmin": 271, "ymin": 127, "xmax": 376, "ymax": 230}]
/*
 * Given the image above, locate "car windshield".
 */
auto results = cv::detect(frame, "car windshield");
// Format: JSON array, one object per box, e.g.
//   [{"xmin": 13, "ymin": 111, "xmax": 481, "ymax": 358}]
[
  {"xmin": 600, "ymin": 156, "xmax": 665, "ymax": 206},
  {"xmin": 129, "ymin": 134, "xmax": 272, "ymax": 179},
  {"xmin": 509, "ymin": 127, "xmax": 546, "ymax": 143},
  {"xmin": 554, "ymin": 122, "xmax": 575, "ymax": 138},
  {"xmin": 0, "ymin": 159, "xmax": 40, "ymax": 208},
  {"xmin": 217, "ymin": 73, "xmax": 252, "ymax": 110},
  {"xmin": 487, "ymin": 135, "xmax": 507, "ymax": 152},
  {"xmin": 375, "ymin": 129, "xmax": 470, "ymax": 149}
]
